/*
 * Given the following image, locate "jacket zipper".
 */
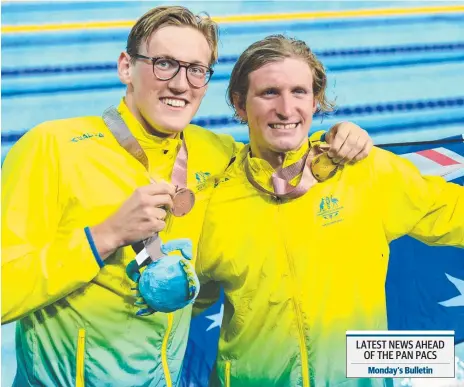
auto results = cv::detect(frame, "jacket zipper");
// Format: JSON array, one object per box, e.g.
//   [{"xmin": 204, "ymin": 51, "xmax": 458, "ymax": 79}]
[
  {"xmin": 161, "ymin": 313, "xmax": 174, "ymax": 387},
  {"xmin": 225, "ymin": 360, "xmax": 231, "ymax": 387},
  {"xmin": 277, "ymin": 201, "xmax": 310, "ymax": 387},
  {"xmin": 75, "ymin": 328, "xmax": 86, "ymax": 387}
]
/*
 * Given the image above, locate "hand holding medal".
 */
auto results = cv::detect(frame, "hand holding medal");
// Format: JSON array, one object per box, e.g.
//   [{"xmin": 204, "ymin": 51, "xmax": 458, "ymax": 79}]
[
  {"xmin": 125, "ymin": 140, "xmax": 199, "ymax": 316},
  {"xmin": 102, "ymin": 107, "xmax": 200, "ymax": 315},
  {"xmin": 126, "ymin": 179, "xmax": 199, "ymax": 316}
]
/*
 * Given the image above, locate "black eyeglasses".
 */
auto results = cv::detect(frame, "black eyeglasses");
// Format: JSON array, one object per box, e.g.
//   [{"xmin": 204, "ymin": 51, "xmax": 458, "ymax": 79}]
[{"xmin": 133, "ymin": 54, "xmax": 214, "ymax": 88}]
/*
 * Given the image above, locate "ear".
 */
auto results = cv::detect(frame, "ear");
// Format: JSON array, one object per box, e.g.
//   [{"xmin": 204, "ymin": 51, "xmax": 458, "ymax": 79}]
[
  {"xmin": 118, "ymin": 52, "xmax": 132, "ymax": 85},
  {"xmin": 312, "ymin": 97, "xmax": 317, "ymax": 114},
  {"xmin": 232, "ymin": 93, "xmax": 247, "ymax": 122}
]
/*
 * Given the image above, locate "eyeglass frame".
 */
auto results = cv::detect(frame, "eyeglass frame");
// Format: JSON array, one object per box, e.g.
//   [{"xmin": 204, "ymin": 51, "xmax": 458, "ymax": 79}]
[{"xmin": 132, "ymin": 54, "xmax": 214, "ymax": 88}]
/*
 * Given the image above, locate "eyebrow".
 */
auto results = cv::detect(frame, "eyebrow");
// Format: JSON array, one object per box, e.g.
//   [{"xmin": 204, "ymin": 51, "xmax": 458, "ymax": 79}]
[
  {"xmin": 257, "ymin": 84, "xmax": 279, "ymax": 90},
  {"xmin": 257, "ymin": 84, "xmax": 310, "ymax": 91},
  {"xmin": 291, "ymin": 84, "xmax": 311, "ymax": 89},
  {"xmin": 154, "ymin": 54, "xmax": 208, "ymax": 67}
]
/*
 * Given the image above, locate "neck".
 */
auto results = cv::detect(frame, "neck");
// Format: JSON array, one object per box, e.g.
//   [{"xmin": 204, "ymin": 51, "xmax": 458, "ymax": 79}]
[
  {"xmin": 139, "ymin": 115, "xmax": 176, "ymax": 139},
  {"xmin": 250, "ymin": 143, "xmax": 286, "ymax": 169},
  {"xmin": 124, "ymin": 95, "xmax": 177, "ymax": 139}
]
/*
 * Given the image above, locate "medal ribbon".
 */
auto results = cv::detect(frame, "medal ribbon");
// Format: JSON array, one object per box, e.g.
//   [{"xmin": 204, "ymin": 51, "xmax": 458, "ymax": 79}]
[
  {"xmin": 102, "ymin": 106, "xmax": 189, "ymax": 188},
  {"xmin": 102, "ymin": 106, "xmax": 192, "ymax": 266},
  {"xmin": 244, "ymin": 145, "xmax": 336, "ymax": 199}
]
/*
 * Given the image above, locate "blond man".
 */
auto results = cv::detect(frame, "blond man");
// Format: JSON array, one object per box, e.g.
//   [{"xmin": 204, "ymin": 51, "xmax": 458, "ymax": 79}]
[
  {"xmin": 194, "ymin": 35, "xmax": 464, "ymax": 387},
  {"xmin": 2, "ymin": 6, "xmax": 372, "ymax": 387}
]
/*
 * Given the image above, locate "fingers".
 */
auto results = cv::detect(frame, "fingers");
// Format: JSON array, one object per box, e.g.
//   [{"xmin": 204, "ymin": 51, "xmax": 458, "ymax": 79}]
[
  {"xmin": 130, "ymin": 203, "xmax": 167, "ymax": 240},
  {"xmin": 143, "ymin": 181, "xmax": 176, "ymax": 197},
  {"xmin": 151, "ymin": 207, "xmax": 168, "ymax": 221},
  {"xmin": 337, "ymin": 134, "xmax": 363, "ymax": 165},
  {"xmin": 134, "ymin": 189, "xmax": 174, "ymax": 211},
  {"xmin": 324, "ymin": 122, "xmax": 341, "ymax": 146},
  {"xmin": 151, "ymin": 194, "xmax": 174, "ymax": 211},
  {"xmin": 326, "ymin": 122, "xmax": 372, "ymax": 165},
  {"xmin": 330, "ymin": 133, "xmax": 357, "ymax": 165},
  {"xmin": 327, "ymin": 124, "xmax": 348, "ymax": 160},
  {"xmin": 351, "ymin": 137, "xmax": 373, "ymax": 163},
  {"xmin": 138, "ymin": 206, "xmax": 167, "ymax": 226},
  {"xmin": 145, "ymin": 219, "xmax": 166, "ymax": 235},
  {"xmin": 131, "ymin": 218, "xmax": 165, "ymax": 240},
  {"xmin": 161, "ymin": 238, "xmax": 193, "ymax": 260},
  {"xmin": 341, "ymin": 130, "xmax": 373, "ymax": 164},
  {"xmin": 110, "ymin": 181, "xmax": 176, "ymax": 247}
]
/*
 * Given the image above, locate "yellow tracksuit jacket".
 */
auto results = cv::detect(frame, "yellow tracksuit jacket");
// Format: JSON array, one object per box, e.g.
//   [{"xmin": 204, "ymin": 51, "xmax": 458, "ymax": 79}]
[
  {"xmin": 1, "ymin": 99, "xmax": 239, "ymax": 387},
  {"xmin": 196, "ymin": 142, "xmax": 464, "ymax": 387}
]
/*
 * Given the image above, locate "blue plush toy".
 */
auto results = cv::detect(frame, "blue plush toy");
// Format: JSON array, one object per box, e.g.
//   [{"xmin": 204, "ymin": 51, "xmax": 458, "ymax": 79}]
[{"xmin": 126, "ymin": 238, "xmax": 200, "ymax": 316}]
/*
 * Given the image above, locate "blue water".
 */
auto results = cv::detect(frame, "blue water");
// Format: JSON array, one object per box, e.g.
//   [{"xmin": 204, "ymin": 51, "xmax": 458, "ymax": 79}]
[{"xmin": 2, "ymin": 1, "xmax": 464, "ymax": 386}]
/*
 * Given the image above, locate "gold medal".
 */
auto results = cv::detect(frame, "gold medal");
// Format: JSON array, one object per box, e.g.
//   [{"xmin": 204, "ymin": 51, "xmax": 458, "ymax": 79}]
[{"xmin": 310, "ymin": 152, "xmax": 339, "ymax": 182}]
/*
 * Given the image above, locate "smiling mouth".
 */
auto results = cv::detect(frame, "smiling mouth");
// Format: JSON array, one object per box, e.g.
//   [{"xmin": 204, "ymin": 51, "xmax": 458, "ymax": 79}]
[
  {"xmin": 160, "ymin": 98, "xmax": 188, "ymax": 108},
  {"xmin": 269, "ymin": 123, "xmax": 300, "ymax": 129}
]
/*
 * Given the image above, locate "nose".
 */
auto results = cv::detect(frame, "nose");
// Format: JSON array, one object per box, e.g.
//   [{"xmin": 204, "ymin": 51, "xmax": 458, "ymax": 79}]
[
  {"xmin": 167, "ymin": 66, "xmax": 189, "ymax": 94},
  {"xmin": 275, "ymin": 93, "xmax": 293, "ymax": 120}
]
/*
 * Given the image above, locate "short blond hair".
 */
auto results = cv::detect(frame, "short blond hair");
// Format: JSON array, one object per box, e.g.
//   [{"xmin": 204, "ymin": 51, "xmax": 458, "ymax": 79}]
[
  {"xmin": 228, "ymin": 34, "xmax": 335, "ymax": 122},
  {"xmin": 126, "ymin": 5, "xmax": 219, "ymax": 66}
]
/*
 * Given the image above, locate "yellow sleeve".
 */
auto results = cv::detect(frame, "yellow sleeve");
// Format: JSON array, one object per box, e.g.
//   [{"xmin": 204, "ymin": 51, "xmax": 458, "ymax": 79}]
[
  {"xmin": 1, "ymin": 125, "xmax": 101, "ymax": 324},
  {"xmin": 372, "ymin": 148, "xmax": 464, "ymax": 247}
]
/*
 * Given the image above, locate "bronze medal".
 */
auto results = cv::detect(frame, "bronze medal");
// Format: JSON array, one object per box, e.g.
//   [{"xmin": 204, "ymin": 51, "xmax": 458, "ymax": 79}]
[
  {"xmin": 171, "ymin": 188, "xmax": 195, "ymax": 217},
  {"xmin": 103, "ymin": 108, "xmax": 197, "ymax": 216}
]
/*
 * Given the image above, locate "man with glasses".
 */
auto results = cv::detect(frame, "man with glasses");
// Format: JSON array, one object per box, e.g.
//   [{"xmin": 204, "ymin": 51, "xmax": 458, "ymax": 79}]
[{"xmin": 2, "ymin": 6, "xmax": 373, "ymax": 387}]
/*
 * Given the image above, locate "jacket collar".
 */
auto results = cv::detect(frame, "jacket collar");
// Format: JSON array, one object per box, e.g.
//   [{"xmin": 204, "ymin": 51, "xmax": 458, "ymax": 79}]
[
  {"xmin": 244, "ymin": 140, "xmax": 310, "ymax": 192},
  {"xmin": 117, "ymin": 98, "xmax": 181, "ymax": 153}
]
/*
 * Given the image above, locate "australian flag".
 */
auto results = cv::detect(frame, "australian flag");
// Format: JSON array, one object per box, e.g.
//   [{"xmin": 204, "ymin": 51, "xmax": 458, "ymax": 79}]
[
  {"xmin": 180, "ymin": 135, "xmax": 464, "ymax": 387},
  {"xmin": 385, "ymin": 135, "xmax": 464, "ymax": 344}
]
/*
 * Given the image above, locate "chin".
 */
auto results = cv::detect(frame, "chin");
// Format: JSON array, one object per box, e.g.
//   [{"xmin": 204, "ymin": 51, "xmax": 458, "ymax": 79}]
[
  {"xmin": 269, "ymin": 141, "xmax": 302, "ymax": 153},
  {"xmin": 157, "ymin": 119, "xmax": 190, "ymax": 134},
  {"xmin": 266, "ymin": 132, "xmax": 304, "ymax": 150}
]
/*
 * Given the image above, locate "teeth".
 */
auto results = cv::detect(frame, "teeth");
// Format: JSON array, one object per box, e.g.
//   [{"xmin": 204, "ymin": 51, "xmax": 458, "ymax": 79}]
[
  {"xmin": 270, "ymin": 123, "xmax": 298, "ymax": 129},
  {"xmin": 161, "ymin": 98, "xmax": 186, "ymax": 107}
]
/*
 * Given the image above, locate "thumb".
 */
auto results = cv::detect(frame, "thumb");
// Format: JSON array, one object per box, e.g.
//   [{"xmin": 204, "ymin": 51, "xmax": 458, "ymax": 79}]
[
  {"xmin": 161, "ymin": 238, "xmax": 193, "ymax": 260},
  {"xmin": 325, "ymin": 123, "xmax": 341, "ymax": 145}
]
